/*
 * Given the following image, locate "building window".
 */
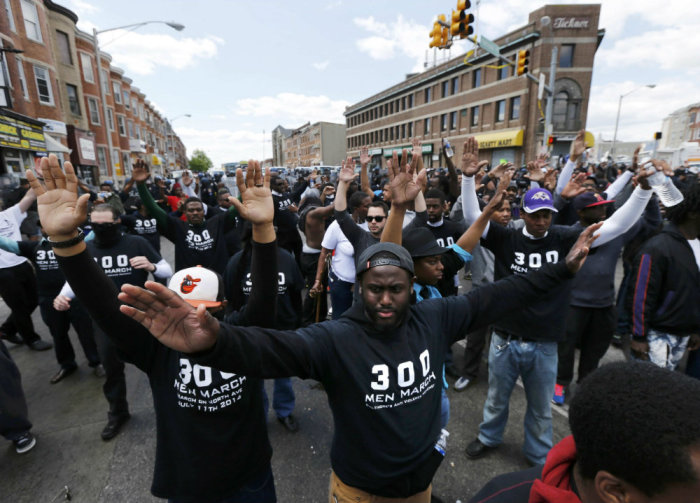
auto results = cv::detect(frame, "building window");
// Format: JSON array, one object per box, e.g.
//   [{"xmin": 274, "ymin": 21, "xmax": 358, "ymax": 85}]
[
  {"xmin": 117, "ymin": 115, "xmax": 126, "ymax": 136},
  {"xmin": 5, "ymin": 0, "xmax": 16, "ymax": 32},
  {"xmin": 97, "ymin": 147, "xmax": 108, "ymax": 176},
  {"xmin": 122, "ymin": 153, "xmax": 131, "ymax": 174},
  {"xmin": 471, "ymin": 106, "xmax": 479, "ymax": 127},
  {"xmin": 559, "ymin": 44, "xmax": 574, "ymax": 68},
  {"xmin": 55, "ymin": 31, "xmax": 72, "ymax": 65},
  {"xmin": 33, "ymin": 65, "xmax": 54, "ymax": 105},
  {"xmin": 88, "ymin": 97, "xmax": 100, "ymax": 125},
  {"xmin": 0, "ymin": 56, "xmax": 9, "ymax": 107},
  {"xmin": 66, "ymin": 84, "xmax": 80, "ymax": 115},
  {"xmin": 80, "ymin": 53, "xmax": 95, "ymax": 83},
  {"xmin": 112, "ymin": 82, "xmax": 122, "ymax": 103},
  {"xmin": 495, "ymin": 100, "xmax": 506, "ymax": 122},
  {"xmin": 408, "ymin": 94, "xmax": 414, "ymax": 108},
  {"xmin": 510, "ymin": 96, "xmax": 521, "ymax": 120},
  {"xmin": 131, "ymin": 97, "xmax": 138, "ymax": 111},
  {"xmin": 450, "ymin": 111, "xmax": 457, "ymax": 130},
  {"xmin": 425, "ymin": 87, "xmax": 432, "ymax": 103},
  {"xmin": 424, "ymin": 117, "xmax": 431, "ymax": 135},
  {"xmin": 401, "ymin": 124, "xmax": 406, "ymax": 138},
  {"xmin": 106, "ymin": 107, "xmax": 114, "ymax": 131},
  {"xmin": 21, "ymin": 0, "xmax": 42, "ymax": 43},
  {"xmin": 408, "ymin": 122, "xmax": 413, "ymax": 137},
  {"xmin": 442, "ymin": 80, "xmax": 449, "ymax": 98},
  {"xmin": 101, "ymin": 69, "xmax": 109, "ymax": 94},
  {"xmin": 498, "ymin": 65, "xmax": 509, "ymax": 80},
  {"xmin": 473, "ymin": 68, "xmax": 482, "ymax": 88},
  {"xmin": 15, "ymin": 57, "xmax": 29, "ymax": 100},
  {"xmin": 123, "ymin": 91, "xmax": 130, "ymax": 109},
  {"xmin": 452, "ymin": 76, "xmax": 459, "ymax": 94},
  {"xmin": 128, "ymin": 120, "xmax": 134, "ymax": 138},
  {"xmin": 440, "ymin": 113, "xmax": 447, "ymax": 131},
  {"xmin": 553, "ymin": 90, "xmax": 581, "ymax": 130}
]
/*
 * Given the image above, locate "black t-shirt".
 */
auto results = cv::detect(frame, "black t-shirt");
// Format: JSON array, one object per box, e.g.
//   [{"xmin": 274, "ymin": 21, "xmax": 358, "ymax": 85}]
[
  {"xmin": 162, "ymin": 211, "xmax": 235, "ymax": 275},
  {"xmin": 481, "ymin": 223, "xmax": 580, "ymax": 341},
  {"xmin": 225, "ymin": 247, "xmax": 304, "ymax": 330},
  {"xmin": 87, "ymin": 234, "xmax": 162, "ymax": 290},
  {"xmin": 273, "ymin": 192, "xmax": 302, "ymax": 253},
  {"xmin": 18, "ymin": 239, "xmax": 65, "ymax": 297},
  {"xmin": 121, "ymin": 213, "xmax": 161, "ymax": 252}
]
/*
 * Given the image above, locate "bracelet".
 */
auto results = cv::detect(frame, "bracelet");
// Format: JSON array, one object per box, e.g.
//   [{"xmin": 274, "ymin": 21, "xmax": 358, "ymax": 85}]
[{"xmin": 47, "ymin": 229, "xmax": 85, "ymax": 249}]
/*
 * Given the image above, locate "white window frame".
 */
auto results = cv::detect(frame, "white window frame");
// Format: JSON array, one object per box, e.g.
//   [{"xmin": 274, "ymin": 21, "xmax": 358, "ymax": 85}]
[
  {"xmin": 101, "ymin": 69, "xmax": 109, "ymax": 94},
  {"xmin": 87, "ymin": 96, "xmax": 100, "ymax": 125},
  {"xmin": 127, "ymin": 119, "xmax": 134, "ymax": 138},
  {"xmin": 65, "ymin": 83, "xmax": 80, "ymax": 115},
  {"xmin": 55, "ymin": 30, "xmax": 72, "ymax": 65},
  {"xmin": 112, "ymin": 82, "xmax": 122, "ymax": 103},
  {"xmin": 123, "ymin": 90, "xmax": 130, "ymax": 109},
  {"xmin": 80, "ymin": 53, "xmax": 94, "ymax": 83},
  {"xmin": 106, "ymin": 107, "xmax": 114, "ymax": 131},
  {"xmin": 21, "ymin": 0, "xmax": 43, "ymax": 43},
  {"xmin": 117, "ymin": 115, "xmax": 126, "ymax": 136},
  {"xmin": 131, "ymin": 97, "xmax": 138, "ymax": 111},
  {"xmin": 33, "ymin": 65, "xmax": 54, "ymax": 105},
  {"xmin": 5, "ymin": 0, "xmax": 16, "ymax": 32},
  {"xmin": 15, "ymin": 57, "xmax": 30, "ymax": 101},
  {"xmin": 97, "ymin": 146, "xmax": 108, "ymax": 177}
]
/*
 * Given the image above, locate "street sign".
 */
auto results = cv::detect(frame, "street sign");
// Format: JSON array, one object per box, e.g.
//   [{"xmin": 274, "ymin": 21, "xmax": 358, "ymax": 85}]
[
  {"xmin": 538, "ymin": 73, "xmax": 546, "ymax": 100},
  {"xmin": 479, "ymin": 35, "xmax": 500, "ymax": 58}
]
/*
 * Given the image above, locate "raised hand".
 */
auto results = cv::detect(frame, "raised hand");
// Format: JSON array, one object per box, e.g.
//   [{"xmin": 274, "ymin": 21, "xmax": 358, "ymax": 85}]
[
  {"xmin": 484, "ymin": 171, "xmax": 513, "ymax": 215},
  {"xmin": 634, "ymin": 160, "xmax": 662, "ymax": 190},
  {"xmin": 461, "ymin": 136, "xmax": 481, "ymax": 176},
  {"xmin": 388, "ymin": 149, "xmax": 426, "ymax": 208},
  {"xmin": 542, "ymin": 168, "xmax": 558, "ymax": 192},
  {"xmin": 488, "ymin": 161, "xmax": 511, "ymax": 179},
  {"xmin": 561, "ymin": 172, "xmax": 587, "ymax": 200},
  {"xmin": 535, "ymin": 151, "xmax": 550, "ymax": 171},
  {"xmin": 565, "ymin": 221, "xmax": 603, "ymax": 273},
  {"xmin": 131, "ymin": 159, "xmax": 150, "ymax": 183},
  {"xmin": 118, "ymin": 281, "xmax": 219, "ymax": 353},
  {"xmin": 569, "ymin": 129, "xmax": 587, "ymax": 162},
  {"xmin": 25, "ymin": 155, "xmax": 90, "ymax": 240},
  {"xmin": 524, "ymin": 161, "xmax": 545, "ymax": 182},
  {"xmin": 229, "ymin": 160, "xmax": 274, "ymax": 225},
  {"xmin": 339, "ymin": 156, "xmax": 357, "ymax": 184},
  {"xmin": 630, "ymin": 145, "xmax": 641, "ymax": 173},
  {"xmin": 359, "ymin": 147, "xmax": 371, "ymax": 166}
]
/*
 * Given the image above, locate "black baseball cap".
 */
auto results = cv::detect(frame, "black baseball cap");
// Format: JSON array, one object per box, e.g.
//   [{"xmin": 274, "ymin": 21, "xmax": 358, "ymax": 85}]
[
  {"xmin": 402, "ymin": 227, "xmax": 448, "ymax": 258},
  {"xmin": 356, "ymin": 243, "xmax": 414, "ymax": 277}
]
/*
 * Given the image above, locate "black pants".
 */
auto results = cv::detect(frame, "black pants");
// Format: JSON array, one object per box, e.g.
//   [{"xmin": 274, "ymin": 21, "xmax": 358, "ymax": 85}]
[
  {"xmin": 39, "ymin": 297, "xmax": 100, "ymax": 369},
  {"xmin": 557, "ymin": 305, "xmax": 617, "ymax": 386},
  {"xmin": 0, "ymin": 262, "xmax": 41, "ymax": 345},
  {"xmin": 93, "ymin": 326, "xmax": 129, "ymax": 420},
  {"xmin": 300, "ymin": 251, "xmax": 327, "ymax": 326},
  {"xmin": 0, "ymin": 341, "xmax": 32, "ymax": 441},
  {"xmin": 460, "ymin": 324, "xmax": 490, "ymax": 380}
]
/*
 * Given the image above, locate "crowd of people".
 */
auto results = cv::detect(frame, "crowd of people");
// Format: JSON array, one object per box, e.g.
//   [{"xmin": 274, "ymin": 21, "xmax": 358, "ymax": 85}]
[{"xmin": 0, "ymin": 129, "xmax": 698, "ymax": 502}]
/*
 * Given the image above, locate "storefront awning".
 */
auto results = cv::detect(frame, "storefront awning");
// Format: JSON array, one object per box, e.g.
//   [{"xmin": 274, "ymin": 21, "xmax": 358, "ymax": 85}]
[
  {"xmin": 473, "ymin": 129, "xmax": 524, "ymax": 149},
  {"xmin": 44, "ymin": 134, "xmax": 70, "ymax": 154},
  {"xmin": 383, "ymin": 144, "xmax": 433, "ymax": 157}
]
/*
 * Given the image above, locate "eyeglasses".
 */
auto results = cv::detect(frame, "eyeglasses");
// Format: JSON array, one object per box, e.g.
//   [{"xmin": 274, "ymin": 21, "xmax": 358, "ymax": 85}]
[{"xmin": 366, "ymin": 216, "xmax": 385, "ymax": 222}]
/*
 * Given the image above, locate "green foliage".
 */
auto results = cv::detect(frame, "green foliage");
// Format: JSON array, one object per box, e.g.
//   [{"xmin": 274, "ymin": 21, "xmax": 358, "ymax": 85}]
[{"xmin": 188, "ymin": 149, "xmax": 213, "ymax": 173}]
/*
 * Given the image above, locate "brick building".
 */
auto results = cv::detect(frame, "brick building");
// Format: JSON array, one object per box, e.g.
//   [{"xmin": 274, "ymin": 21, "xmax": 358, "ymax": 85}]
[
  {"xmin": 283, "ymin": 121, "xmax": 346, "ymax": 167},
  {"xmin": 1, "ymin": 0, "xmax": 185, "ymax": 185},
  {"xmin": 345, "ymin": 4, "xmax": 603, "ymax": 169}
]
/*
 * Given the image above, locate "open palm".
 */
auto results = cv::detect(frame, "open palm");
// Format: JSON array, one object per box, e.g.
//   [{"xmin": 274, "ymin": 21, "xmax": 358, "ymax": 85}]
[{"xmin": 230, "ymin": 160, "xmax": 274, "ymax": 225}]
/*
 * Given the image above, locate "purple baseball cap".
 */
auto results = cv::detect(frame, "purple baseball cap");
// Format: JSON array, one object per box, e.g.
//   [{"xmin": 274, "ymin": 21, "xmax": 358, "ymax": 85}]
[{"xmin": 522, "ymin": 188, "xmax": 558, "ymax": 214}]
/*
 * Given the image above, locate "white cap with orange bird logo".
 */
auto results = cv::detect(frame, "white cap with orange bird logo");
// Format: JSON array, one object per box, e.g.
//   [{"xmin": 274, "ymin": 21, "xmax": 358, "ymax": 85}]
[{"xmin": 168, "ymin": 266, "xmax": 223, "ymax": 308}]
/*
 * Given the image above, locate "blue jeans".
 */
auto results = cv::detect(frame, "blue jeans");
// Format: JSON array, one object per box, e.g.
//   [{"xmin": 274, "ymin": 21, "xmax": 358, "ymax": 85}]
[
  {"xmin": 440, "ymin": 387, "xmax": 449, "ymax": 429},
  {"xmin": 478, "ymin": 332, "xmax": 558, "ymax": 465},
  {"xmin": 329, "ymin": 270, "xmax": 353, "ymax": 320},
  {"xmin": 168, "ymin": 464, "xmax": 276, "ymax": 503},
  {"xmin": 631, "ymin": 329, "xmax": 689, "ymax": 370},
  {"xmin": 262, "ymin": 378, "xmax": 295, "ymax": 419}
]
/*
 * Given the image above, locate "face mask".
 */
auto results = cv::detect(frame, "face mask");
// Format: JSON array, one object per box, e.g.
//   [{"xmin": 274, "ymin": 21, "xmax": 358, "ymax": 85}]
[{"xmin": 91, "ymin": 222, "xmax": 121, "ymax": 246}]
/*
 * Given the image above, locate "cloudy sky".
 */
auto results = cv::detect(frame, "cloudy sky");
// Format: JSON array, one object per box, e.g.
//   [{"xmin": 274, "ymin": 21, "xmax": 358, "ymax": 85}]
[{"xmin": 64, "ymin": 0, "xmax": 700, "ymax": 167}]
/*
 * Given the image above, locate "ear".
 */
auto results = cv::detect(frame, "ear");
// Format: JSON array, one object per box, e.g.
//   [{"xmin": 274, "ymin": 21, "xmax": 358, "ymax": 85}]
[{"xmin": 594, "ymin": 471, "xmax": 633, "ymax": 503}]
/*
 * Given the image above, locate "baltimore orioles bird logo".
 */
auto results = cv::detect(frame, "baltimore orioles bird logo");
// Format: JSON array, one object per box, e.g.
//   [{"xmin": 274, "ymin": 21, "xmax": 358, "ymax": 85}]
[{"xmin": 180, "ymin": 275, "xmax": 201, "ymax": 294}]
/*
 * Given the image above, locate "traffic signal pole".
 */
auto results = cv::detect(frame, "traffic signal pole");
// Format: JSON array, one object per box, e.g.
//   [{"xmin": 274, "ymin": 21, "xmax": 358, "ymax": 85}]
[{"xmin": 542, "ymin": 45, "xmax": 558, "ymax": 151}]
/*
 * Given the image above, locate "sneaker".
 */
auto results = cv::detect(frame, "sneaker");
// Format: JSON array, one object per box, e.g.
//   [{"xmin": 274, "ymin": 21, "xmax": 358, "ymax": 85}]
[
  {"xmin": 552, "ymin": 384, "xmax": 566, "ymax": 405},
  {"xmin": 14, "ymin": 432, "xmax": 36, "ymax": 454},
  {"xmin": 611, "ymin": 333, "xmax": 624, "ymax": 348},
  {"xmin": 28, "ymin": 339, "xmax": 53, "ymax": 351},
  {"xmin": 454, "ymin": 377, "xmax": 471, "ymax": 391},
  {"xmin": 0, "ymin": 331, "xmax": 24, "ymax": 345},
  {"xmin": 93, "ymin": 364, "xmax": 106, "ymax": 378}
]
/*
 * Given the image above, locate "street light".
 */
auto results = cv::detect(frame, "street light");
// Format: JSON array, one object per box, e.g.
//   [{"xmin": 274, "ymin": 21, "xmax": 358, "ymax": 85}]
[
  {"xmin": 92, "ymin": 21, "xmax": 185, "ymax": 180},
  {"xmin": 611, "ymin": 84, "xmax": 656, "ymax": 160},
  {"xmin": 166, "ymin": 114, "xmax": 191, "ymax": 174}
]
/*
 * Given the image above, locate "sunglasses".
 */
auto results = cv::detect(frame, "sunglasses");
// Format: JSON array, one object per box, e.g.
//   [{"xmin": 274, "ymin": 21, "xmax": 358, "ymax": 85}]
[{"xmin": 366, "ymin": 216, "xmax": 386, "ymax": 222}]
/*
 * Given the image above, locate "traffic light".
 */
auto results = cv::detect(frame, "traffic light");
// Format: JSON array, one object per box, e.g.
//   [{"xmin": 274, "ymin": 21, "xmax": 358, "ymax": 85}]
[
  {"xmin": 451, "ymin": 0, "xmax": 474, "ymax": 39},
  {"xmin": 438, "ymin": 14, "xmax": 449, "ymax": 47},
  {"xmin": 517, "ymin": 49, "xmax": 530, "ymax": 76},
  {"xmin": 429, "ymin": 21, "xmax": 441, "ymax": 48},
  {"xmin": 548, "ymin": 135, "xmax": 554, "ymax": 145}
]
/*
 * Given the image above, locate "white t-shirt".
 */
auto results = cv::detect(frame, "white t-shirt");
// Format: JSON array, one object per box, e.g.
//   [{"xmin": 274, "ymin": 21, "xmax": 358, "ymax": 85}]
[
  {"xmin": 688, "ymin": 238, "xmax": 700, "ymax": 271},
  {"xmin": 0, "ymin": 204, "xmax": 28, "ymax": 268},
  {"xmin": 321, "ymin": 220, "xmax": 356, "ymax": 283}
]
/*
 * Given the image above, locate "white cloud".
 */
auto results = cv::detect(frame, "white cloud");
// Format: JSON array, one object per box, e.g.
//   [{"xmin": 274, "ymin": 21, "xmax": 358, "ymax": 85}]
[
  {"xmin": 234, "ymin": 93, "xmax": 350, "ymax": 124},
  {"xmin": 353, "ymin": 15, "xmax": 434, "ymax": 72},
  {"xmin": 324, "ymin": 0, "xmax": 342, "ymax": 10},
  {"xmin": 66, "ymin": 0, "xmax": 99, "ymax": 14},
  {"xmin": 312, "ymin": 60, "xmax": 330, "ymax": 71},
  {"xmin": 95, "ymin": 31, "xmax": 222, "ymax": 75},
  {"xmin": 209, "ymin": 114, "xmax": 228, "ymax": 120},
  {"xmin": 178, "ymin": 127, "xmax": 269, "ymax": 168}
]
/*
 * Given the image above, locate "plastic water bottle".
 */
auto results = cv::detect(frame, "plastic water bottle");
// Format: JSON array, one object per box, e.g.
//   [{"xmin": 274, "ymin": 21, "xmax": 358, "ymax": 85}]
[
  {"xmin": 434, "ymin": 428, "xmax": 450, "ymax": 456},
  {"xmin": 444, "ymin": 140, "xmax": 454, "ymax": 158},
  {"xmin": 647, "ymin": 169, "xmax": 684, "ymax": 207}
]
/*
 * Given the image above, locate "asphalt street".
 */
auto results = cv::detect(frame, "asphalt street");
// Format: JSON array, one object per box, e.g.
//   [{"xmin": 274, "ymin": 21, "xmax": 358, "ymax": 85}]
[{"xmin": 0, "ymin": 237, "xmax": 626, "ymax": 502}]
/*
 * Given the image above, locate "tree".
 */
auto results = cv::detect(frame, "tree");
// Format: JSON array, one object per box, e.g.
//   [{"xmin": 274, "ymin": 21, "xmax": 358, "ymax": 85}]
[{"xmin": 188, "ymin": 149, "xmax": 213, "ymax": 173}]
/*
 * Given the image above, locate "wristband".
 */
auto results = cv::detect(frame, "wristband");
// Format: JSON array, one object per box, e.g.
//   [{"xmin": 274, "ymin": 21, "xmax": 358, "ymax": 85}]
[{"xmin": 47, "ymin": 229, "xmax": 85, "ymax": 249}]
